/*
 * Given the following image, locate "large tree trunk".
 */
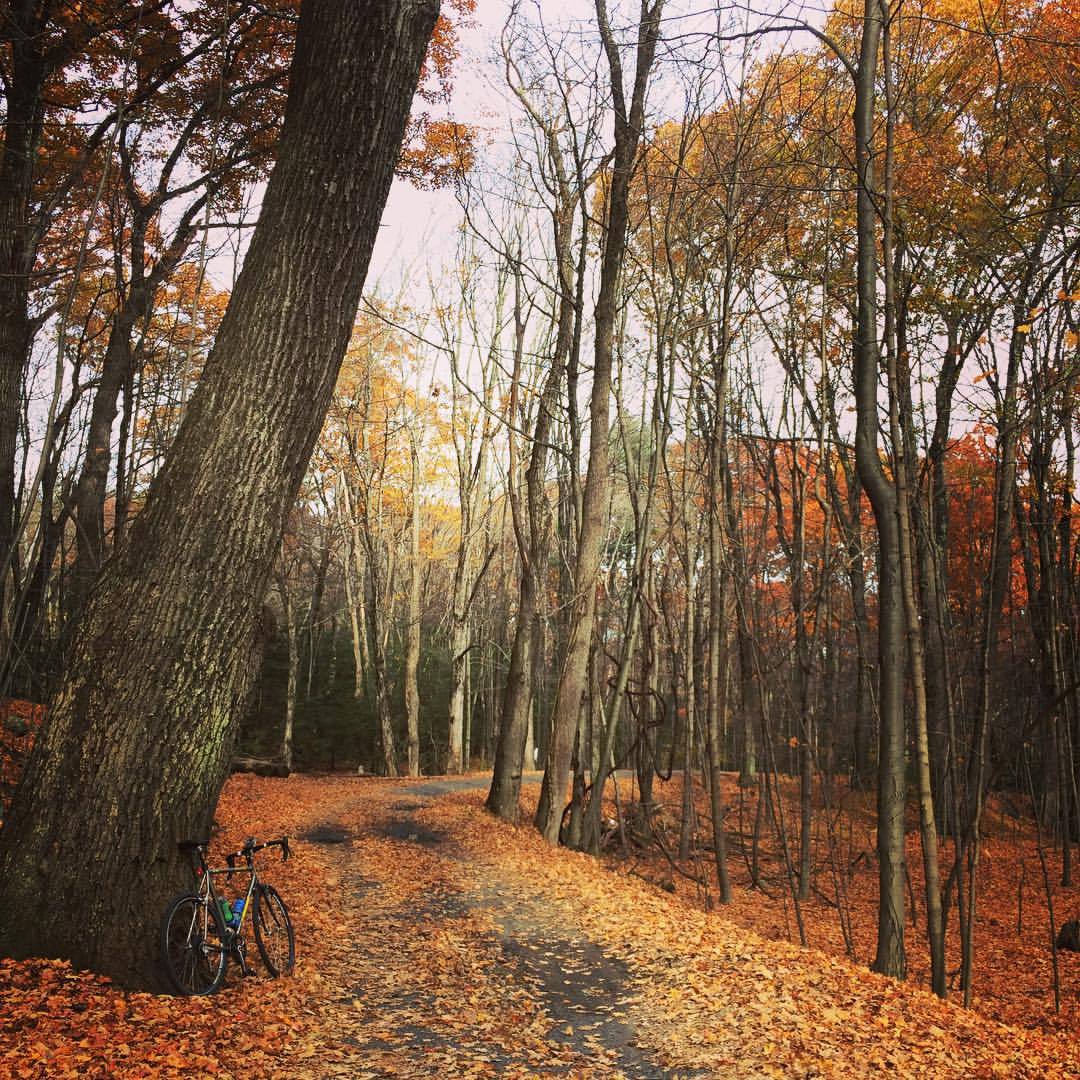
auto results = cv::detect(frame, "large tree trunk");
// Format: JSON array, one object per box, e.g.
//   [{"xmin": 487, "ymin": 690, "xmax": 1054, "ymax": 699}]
[{"xmin": 0, "ymin": 0, "xmax": 437, "ymax": 990}]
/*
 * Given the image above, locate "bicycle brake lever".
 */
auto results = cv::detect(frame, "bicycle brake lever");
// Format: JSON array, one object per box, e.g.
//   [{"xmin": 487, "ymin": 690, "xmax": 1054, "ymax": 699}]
[{"xmin": 281, "ymin": 837, "xmax": 291, "ymax": 862}]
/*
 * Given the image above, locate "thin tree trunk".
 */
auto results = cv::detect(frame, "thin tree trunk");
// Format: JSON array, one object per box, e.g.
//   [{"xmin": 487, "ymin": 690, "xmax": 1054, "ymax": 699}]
[
  {"xmin": 303, "ymin": 526, "xmax": 331, "ymax": 701},
  {"xmin": 0, "ymin": 4, "xmax": 48, "ymax": 629},
  {"xmin": 854, "ymin": 0, "xmax": 906, "ymax": 980},
  {"xmin": 279, "ymin": 572, "xmax": 298, "ymax": 773},
  {"xmin": 364, "ymin": 536, "xmax": 398, "ymax": 778},
  {"xmin": 881, "ymin": 17, "xmax": 944, "ymax": 993},
  {"xmin": 488, "ymin": 262, "xmax": 548, "ymax": 818},
  {"xmin": 706, "ymin": 501, "xmax": 733, "ymax": 903},
  {"xmin": 536, "ymin": 0, "xmax": 664, "ymax": 844},
  {"xmin": 67, "ymin": 298, "xmax": 141, "ymax": 619},
  {"xmin": 404, "ymin": 433, "xmax": 421, "ymax": 777},
  {"xmin": 338, "ymin": 477, "xmax": 367, "ymax": 701}
]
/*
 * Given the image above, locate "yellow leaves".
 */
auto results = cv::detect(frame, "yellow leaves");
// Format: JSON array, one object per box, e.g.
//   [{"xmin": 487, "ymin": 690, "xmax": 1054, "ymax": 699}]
[
  {"xmin": 1066, "ymin": 330, "xmax": 1079, "ymax": 348},
  {"xmin": 1016, "ymin": 323, "xmax": 1032, "ymax": 334}
]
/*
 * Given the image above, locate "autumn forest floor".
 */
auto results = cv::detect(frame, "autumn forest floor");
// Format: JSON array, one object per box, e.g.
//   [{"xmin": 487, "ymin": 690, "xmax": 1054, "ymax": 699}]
[{"xmin": 2, "ymin": 772, "xmax": 1080, "ymax": 1078}]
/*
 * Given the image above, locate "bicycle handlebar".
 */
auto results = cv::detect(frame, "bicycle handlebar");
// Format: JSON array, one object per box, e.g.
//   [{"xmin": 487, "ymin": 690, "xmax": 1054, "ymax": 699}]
[{"xmin": 224, "ymin": 836, "xmax": 290, "ymax": 870}]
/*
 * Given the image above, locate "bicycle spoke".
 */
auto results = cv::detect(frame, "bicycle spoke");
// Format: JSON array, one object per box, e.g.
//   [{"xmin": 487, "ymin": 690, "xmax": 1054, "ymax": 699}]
[
  {"xmin": 161, "ymin": 894, "xmax": 227, "ymax": 995},
  {"xmin": 253, "ymin": 885, "xmax": 295, "ymax": 977}
]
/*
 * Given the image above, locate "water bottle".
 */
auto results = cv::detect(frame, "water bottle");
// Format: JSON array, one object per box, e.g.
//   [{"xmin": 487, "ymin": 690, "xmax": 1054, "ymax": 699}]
[
  {"xmin": 218, "ymin": 898, "xmax": 233, "ymax": 927},
  {"xmin": 232, "ymin": 898, "xmax": 245, "ymax": 924}
]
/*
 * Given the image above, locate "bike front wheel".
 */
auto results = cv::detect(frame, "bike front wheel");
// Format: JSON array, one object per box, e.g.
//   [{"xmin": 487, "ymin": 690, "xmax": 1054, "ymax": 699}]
[
  {"xmin": 253, "ymin": 884, "xmax": 295, "ymax": 976},
  {"xmin": 161, "ymin": 893, "xmax": 227, "ymax": 995}
]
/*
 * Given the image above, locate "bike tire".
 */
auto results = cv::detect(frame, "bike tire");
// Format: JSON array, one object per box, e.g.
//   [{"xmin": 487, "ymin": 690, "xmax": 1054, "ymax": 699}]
[
  {"xmin": 253, "ymin": 884, "xmax": 295, "ymax": 976},
  {"xmin": 160, "ymin": 893, "xmax": 227, "ymax": 996}
]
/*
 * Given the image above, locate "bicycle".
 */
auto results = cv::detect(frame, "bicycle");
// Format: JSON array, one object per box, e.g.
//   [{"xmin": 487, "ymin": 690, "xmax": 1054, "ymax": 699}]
[{"xmin": 160, "ymin": 835, "xmax": 295, "ymax": 996}]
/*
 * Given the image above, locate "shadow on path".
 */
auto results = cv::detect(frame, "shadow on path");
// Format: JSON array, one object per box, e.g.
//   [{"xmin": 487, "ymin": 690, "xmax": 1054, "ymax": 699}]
[{"xmin": 356, "ymin": 775, "xmax": 677, "ymax": 1078}]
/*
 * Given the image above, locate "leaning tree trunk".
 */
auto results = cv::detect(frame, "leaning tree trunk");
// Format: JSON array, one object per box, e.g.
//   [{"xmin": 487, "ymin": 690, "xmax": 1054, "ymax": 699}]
[{"xmin": 0, "ymin": 0, "xmax": 438, "ymax": 991}]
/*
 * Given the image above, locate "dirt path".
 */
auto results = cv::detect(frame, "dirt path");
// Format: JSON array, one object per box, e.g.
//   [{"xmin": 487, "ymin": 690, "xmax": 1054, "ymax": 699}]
[
  {"xmin": 289, "ymin": 775, "xmax": 679, "ymax": 1078},
  {"xmin": 259, "ymin": 775, "xmax": 1080, "ymax": 1079}
]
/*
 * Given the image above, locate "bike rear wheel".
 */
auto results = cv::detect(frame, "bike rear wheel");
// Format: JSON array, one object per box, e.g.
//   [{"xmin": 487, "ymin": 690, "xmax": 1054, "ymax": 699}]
[
  {"xmin": 161, "ymin": 893, "xmax": 227, "ymax": 995},
  {"xmin": 253, "ymin": 884, "xmax": 295, "ymax": 976}
]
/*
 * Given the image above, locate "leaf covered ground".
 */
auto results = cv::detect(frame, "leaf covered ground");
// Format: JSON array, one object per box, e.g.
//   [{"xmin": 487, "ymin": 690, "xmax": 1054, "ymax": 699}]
[
  {"xmin": 2, "ymin": 772, "xmax": 1080, "ymax": 1077},
  {"xmin": 607, "ymin": 772, "xmax": 1080, "ymax": 1037}
]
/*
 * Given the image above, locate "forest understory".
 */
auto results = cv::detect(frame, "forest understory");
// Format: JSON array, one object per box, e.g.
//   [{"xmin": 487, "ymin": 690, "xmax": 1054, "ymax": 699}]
[{"xmin": 2, "ymin": 769, "xmax": 1079, "ymax": 1079}]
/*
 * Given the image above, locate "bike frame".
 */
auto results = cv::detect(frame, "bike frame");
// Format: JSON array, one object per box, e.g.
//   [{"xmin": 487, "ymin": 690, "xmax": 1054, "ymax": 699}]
[
  {"xmin": 182, "ymin": 837, "xmax": 288, "ymax": 975},
  {"xmin": 205, "ymin": 863, "xmax": 256, "ymax": 933}
]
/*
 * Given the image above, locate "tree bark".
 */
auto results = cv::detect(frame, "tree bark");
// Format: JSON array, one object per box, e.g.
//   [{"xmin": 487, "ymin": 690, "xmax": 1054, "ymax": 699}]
[{"xmin": 0, "ymin": 0, "xmax": 437, "ymax": 989}]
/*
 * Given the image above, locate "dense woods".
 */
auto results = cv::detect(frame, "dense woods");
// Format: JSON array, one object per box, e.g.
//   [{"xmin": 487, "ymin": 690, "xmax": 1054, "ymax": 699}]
[{"xmin": 2, "ymin": 0, "xmax": 1080, "ymax": 1033}]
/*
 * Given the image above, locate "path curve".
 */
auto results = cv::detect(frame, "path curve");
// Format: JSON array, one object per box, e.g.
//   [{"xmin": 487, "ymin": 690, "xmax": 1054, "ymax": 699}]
[{"xmin": 289, "ymin": 773, "xmax": 685, "ymax": 1078}]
